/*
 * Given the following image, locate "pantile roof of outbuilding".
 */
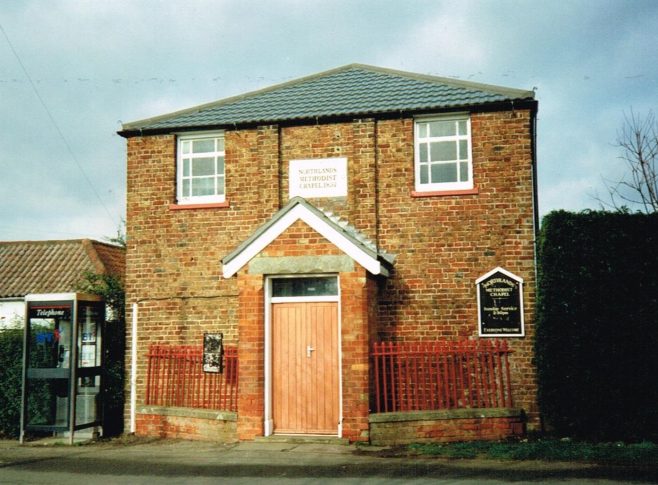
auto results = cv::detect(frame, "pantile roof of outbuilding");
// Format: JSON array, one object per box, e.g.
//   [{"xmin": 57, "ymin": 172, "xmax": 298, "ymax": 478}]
[{"xmin": 0, "ymin": 239, "xmax": 125, "ymax": 298}]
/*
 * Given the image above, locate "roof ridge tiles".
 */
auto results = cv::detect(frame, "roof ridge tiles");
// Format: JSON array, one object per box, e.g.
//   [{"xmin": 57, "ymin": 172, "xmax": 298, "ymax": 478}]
[
  {"xmin": 82, "ymin": 238, "xmax": 107, "ymax": 275},
  {"xmin": 0, "ymin": 239, "xmax": 125, "ymax": 298},
  {"xmin": 315, "ymin": 204, "xmax": 381, "ymax": 256},
  {"xmin": 119, "ymin": 64, "xmax": 536, "ymax": 136}
]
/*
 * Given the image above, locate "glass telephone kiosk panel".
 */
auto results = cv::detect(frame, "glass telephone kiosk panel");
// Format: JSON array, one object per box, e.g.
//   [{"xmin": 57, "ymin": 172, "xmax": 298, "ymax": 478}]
[{"xmin": 22, "ymin": 294, "xmax": 104, "ymax": 437}]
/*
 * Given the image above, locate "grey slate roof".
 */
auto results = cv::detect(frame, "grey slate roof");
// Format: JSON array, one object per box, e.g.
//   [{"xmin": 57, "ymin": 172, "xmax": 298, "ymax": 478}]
[
  {"xmin": 222, "ymin": 196, "xmax": 395, "ymax": 273},
  {"xmin": 0, "ymin": 239, "xmax": 125, "ymax": 298},
  {"xmin": 120, "ymin": 64, "xmax": 535, "ymax": 136}
]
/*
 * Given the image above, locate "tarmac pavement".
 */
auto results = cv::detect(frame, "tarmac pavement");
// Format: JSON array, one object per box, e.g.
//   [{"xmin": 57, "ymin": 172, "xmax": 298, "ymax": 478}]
[{"xmin": 1, "ymin": 437, "xmax": 657, "ymax": 484}]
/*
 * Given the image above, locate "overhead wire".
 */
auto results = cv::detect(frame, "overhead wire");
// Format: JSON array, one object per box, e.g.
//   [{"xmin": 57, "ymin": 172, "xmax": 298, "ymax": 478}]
[
  {"xmin": 0, "ymin": 22, "xmax": 118, "ymax": 225},
  {"xmin": 0, "ymin": 222, "xmax": 98, "ymax": 239}
]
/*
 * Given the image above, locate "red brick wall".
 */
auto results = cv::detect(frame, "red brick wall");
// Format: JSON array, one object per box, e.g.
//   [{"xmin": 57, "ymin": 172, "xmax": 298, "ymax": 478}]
[
  {"xmin": 124, "ymin": 108, "xmax": 538, "ymax": 440},
  {"xmin": 375, "ymin": 112, "xmax": 537, "ymax": 421},
  {"xmin": 338, "ymin": 268, "xmax": 371, "ymax": 442},
  {"xmin": 233, "ymin": 220, "xmax": 372, "ymax": 442},
  {"xmin": 236, "ymin": 272, "xmax": 264, "ymax": 440},
  {"xmin": 124, "ymin": 128, "xmax": 282, "ymax": 429}
]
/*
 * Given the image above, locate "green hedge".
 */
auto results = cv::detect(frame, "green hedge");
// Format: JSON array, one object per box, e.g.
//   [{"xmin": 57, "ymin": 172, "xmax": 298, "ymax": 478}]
[
  {"xmin": 536, "ymin": 210, "xmax": 658, "ymax": 441},
  {"xmin": 0, "ymin": 329, "xmax": 23, "ymax": 437},
  {"xmin": 0, "ymin": 323, "xmax": 124, "ymax": 438},
  {"xmin": 102, "ymin": 318, "xmax": 125, "ymax": 437}
]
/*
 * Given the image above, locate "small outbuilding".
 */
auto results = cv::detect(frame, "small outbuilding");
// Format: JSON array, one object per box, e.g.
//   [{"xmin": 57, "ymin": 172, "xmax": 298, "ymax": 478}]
[{"xmin": 0, "ymin": 239, "xmax": 125, "ymax": 329}]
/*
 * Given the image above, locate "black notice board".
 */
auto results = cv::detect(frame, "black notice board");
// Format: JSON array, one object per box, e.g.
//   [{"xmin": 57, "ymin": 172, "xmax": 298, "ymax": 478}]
[
  {"xmin": 203, "ymin": 333, "xmax": 224, "ymax": 373},
  {"xmin": 477, "ymin": 268, "xmax": 524, "ymax": 337}
]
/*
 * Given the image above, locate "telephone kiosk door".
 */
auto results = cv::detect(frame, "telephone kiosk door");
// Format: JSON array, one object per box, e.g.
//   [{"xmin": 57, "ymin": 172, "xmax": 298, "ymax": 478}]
[{"xmin": 21, "ymin": 294, "xmax": 104, "ymax": 443}]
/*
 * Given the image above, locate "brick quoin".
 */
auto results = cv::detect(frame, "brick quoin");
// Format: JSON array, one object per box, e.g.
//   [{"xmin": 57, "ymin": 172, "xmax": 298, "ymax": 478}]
[{"xmin": 124, "ymin": 94, "xmax": 538, "ymax": 442}]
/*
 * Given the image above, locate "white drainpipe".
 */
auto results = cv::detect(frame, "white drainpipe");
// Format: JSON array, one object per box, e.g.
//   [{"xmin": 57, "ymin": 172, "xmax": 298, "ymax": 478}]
[{"xmin": 130, "ymin": 302, "xmax": 138, "ymax": 433}]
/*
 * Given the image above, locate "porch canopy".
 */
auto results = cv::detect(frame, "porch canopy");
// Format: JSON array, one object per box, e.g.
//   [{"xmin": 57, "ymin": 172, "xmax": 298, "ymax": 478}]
[{"xmin": 221, "ymin": 196, "xmax": 394, "ymax": 278}]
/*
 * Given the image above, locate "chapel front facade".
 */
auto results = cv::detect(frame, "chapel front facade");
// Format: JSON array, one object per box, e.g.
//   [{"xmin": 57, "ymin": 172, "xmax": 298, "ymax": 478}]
[{"xmin": 120, "ymin": 64, "xmax": 538, "ymax": 444}]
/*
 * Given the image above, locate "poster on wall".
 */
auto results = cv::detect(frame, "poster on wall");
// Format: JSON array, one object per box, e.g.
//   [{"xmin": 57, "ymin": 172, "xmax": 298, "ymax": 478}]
[
  {"xmin": 203, "ymin": 333, "xmax": 224, "ymax": 373},
  {"xmin": 476, "ymin": 267, "xmax": 524, "ymax": 337}
]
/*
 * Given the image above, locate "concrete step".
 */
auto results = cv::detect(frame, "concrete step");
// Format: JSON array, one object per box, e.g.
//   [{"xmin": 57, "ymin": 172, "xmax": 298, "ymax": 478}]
[{"xmin": 254, "ymin": 435, "xmax": 350, "ymax": 446}]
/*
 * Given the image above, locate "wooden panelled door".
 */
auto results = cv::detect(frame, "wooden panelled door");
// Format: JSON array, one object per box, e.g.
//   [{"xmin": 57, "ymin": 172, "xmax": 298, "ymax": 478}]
[{"xmin": 272, "ymin": 302, "xmax": 339, "ymax": 435}]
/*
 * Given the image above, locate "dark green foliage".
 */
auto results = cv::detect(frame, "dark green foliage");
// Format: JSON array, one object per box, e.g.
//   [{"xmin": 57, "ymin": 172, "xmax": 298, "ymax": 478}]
[
  {"xmin": 77, "ymin": 271, "xmax": 125, "ymax": 322},
  {"xmin": 0, "ymin": 329, "xmax": 23, "ymax": 437},
  {"xmin": 410, "ymin": 439, "xmax": 658, "ymax": 464},
  {"xmin": 536, "ymin": 210, "xmax": 658, "ymax": 441},
  {"xmin": 0, "ymin": 330, "xmax": 70, "ymax": 437},
  {"xmin": 0, "ymin": 329, "xmax": 66, "ymax": 438},
  {"xmin": 77, "ymin": 271, "xmax": 126, "ymax": 437},
  {"xmin": 101, "ymin": 316, "xmax": 125, "ymax": 436}
]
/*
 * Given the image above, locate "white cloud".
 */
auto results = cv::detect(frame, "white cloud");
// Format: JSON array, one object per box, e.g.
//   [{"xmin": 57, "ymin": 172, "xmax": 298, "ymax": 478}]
[
  {"xmin": 540, "ymin": 178, "xmax": 600, "ymax": 216},
  {"xmin": 383, "ymin": 7, "xmax": 487, "ymax": 75},
  {"xmin": 1, "ymin": 0, "xmax": 657, "ymax": 242}
]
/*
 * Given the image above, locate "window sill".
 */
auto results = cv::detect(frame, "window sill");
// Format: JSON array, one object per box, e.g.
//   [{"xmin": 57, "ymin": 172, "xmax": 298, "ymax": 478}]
[
  {"xmin": 412, "ymin": 188, "xmax": 479, "ymax": 198},
  {"xmin": 169, "ymin": 201, "xmax": 230, "ymax": 210}
]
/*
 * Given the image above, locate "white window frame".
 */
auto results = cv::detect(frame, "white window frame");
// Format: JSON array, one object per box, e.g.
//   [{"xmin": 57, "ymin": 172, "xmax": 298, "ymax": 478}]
[
  {"xmin": 176, "ymin": 132, "xmax": 225, "ymax": 205},
  {"xmin": 414, "ymin": 114, "xmax": 473, "ymax": 192}
]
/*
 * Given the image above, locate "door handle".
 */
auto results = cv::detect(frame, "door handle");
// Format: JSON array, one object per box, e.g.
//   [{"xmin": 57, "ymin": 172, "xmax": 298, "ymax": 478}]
[{"xmin": 306, "ymin": 345, "xmax": 315, "ymax": 358}]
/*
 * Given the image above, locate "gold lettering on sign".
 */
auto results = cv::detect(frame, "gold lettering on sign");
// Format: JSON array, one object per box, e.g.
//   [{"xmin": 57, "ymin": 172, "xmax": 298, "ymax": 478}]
[
  {"xmin": 298, "ymin": 167, "xmax": 338, "ymax": 189},
  {"xmin": 477, "ymin": 268, "xmax": 524, "ymax": 337},
  {"xmin": 289, "ymin": 158, "xmax": 347, "ymax": 198}
]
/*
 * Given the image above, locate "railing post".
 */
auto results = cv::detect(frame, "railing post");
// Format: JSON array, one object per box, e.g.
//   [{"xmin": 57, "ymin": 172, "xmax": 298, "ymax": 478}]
[
  {"xmin": 143, "ymin": 344, "xmax": 239, "ymax": 412},
  {"xmin": 502, "ymin": 340, "xmax": 514, "ymax": 407},
  {"xmin": 145, "ymin": 345, "xmax": 154, "ymax": 405},
  {"xmin": 373, "ymin": 343, "xmax": 381, "ymax": 413},
  {"xmin": 370, "ymin": 339, "xmax": 515, "ymax": 414}
]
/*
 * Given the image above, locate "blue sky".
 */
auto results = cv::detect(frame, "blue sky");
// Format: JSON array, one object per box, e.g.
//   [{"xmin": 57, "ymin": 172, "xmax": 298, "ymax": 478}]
[{"xmin": 1, "ymin": 0, "xmax": 657, "ymax": 241}]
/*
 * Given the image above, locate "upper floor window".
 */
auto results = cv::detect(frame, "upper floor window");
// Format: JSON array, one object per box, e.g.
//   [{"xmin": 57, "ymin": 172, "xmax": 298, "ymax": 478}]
[
  {"xmin": 177, "ymin": 133, "xmax": 225, "ymax": 204},
  {"xmin": 414, "ymin": 115, "xmax": 472, "ymax": 192}
]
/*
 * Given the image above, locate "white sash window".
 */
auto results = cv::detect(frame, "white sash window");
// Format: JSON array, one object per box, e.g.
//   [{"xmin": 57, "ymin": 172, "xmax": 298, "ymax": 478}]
[
  {"xmin": 177, "ymin": 132, "xmax": 225, "ymax": 204},
  {"xmin": 415, "ymin": 115, "xmax": 472, "ymax": 192}
]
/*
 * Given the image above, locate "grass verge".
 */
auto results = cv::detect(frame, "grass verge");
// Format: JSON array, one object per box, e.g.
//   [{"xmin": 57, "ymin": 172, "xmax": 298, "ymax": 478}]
[{"xmin": 408, "ymin": 439, "xmax": 658, "ymax": 465}]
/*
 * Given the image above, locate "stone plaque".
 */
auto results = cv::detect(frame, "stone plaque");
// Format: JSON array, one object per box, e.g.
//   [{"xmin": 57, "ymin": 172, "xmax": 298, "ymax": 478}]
[
  {"xmin": 289, "ymin": 157, "xmax": 347, "ymax": 198},
  {"xmin": 476, "ymin": 267, "xmax": 524, "ymax": 337}
]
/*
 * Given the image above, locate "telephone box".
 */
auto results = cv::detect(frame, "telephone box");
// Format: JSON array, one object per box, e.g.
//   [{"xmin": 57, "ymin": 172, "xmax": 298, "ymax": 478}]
[{"xmin": 20, "ymin": 293, "xmax": 105, "ymax": 443}]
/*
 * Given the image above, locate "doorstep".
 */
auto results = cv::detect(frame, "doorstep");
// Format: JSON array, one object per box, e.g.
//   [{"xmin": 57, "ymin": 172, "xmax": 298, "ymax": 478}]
[{"xmin": 254, "ymin": 435, "xmax": 350, "ymax": 446}]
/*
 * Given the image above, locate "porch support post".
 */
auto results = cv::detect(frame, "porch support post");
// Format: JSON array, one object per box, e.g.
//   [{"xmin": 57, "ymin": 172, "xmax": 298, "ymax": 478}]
[
  {"xmin": 236, "ymin": 271, "xmax": 265, "ymax": 440},
  {"xmin": 339, "ymin": 267, "xmax": 375, "ymax": 442}
]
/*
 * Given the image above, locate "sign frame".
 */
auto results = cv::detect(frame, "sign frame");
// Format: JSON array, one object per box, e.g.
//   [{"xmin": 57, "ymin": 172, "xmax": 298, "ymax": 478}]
[
  {"xmin": 476, "ymin": 267, "xmax": 525, "ymax": 338},
  {"xmin": 289, "ymin": 157, "xmax": 348, "ymax": 199},
  {"xmin": 203, "ymin": 332, "xmax": 224, "ymax": 373}
]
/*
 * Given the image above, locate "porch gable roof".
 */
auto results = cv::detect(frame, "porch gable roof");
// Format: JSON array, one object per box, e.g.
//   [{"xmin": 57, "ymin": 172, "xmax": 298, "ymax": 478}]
[{"xmin": 221, "ymin": 197, "xmax": 394, "ymax": 278}]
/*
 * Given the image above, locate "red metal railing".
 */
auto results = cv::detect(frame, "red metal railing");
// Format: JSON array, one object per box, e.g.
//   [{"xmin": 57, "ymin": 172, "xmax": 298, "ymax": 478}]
[
  {"xmin": 145, "ymin": 345, "xmax": 238, "ymax": 411},
  {"xmin": 372, "ymin": 340, "xmax": 513, "ymax": 413}
]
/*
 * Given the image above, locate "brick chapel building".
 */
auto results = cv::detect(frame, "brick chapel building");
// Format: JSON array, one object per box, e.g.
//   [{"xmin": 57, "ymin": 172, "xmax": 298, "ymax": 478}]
[{"xmin": 119, "ymin": 64, "xmax": 539, "ymax": 444}]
